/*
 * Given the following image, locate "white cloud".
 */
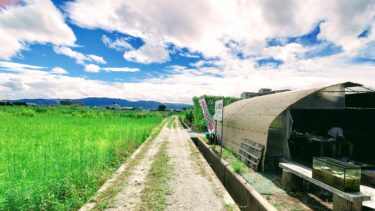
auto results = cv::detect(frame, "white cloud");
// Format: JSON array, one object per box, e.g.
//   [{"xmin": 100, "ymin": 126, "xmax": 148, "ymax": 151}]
[
  {"xmin": 53, "ymin": 46, "xmax": 86, "ymax": 64},
  {"xmin": 2, "ymin": 78, "xmax": 28, "ymax": 91},
  {"xmin": 1, "ymin": 56, "xmax": 375, "ymax": 103},
  {"xmin": 84, "ymin": 64, "xmax": 100, "ymax": 73},
  {"xmin": 51, "ymin": 67, "xmax": 68, "ymax": 75},
  {"xmin": 62, "ymin": 0, "xmax": 375, "ymax": 102},
  {"xmin": 65, "ymin": 0, "xmax": 375, "ymax": 60},
  {"xmin": 0, "ymin": 0, "xmax": 76, "ymax": 59},
  {"xmin": 318, "ymin": 0, "xmax": 375, "ymax": 54},
  {"xmin": 0, "ymin": 29, "xmax": 24, "ymax": 59},
  {"xmin": 84, "ymin": 65, "xmax": 140, "ymax": 73},
  {"xmin": 261, "ymin": 43, "xmax": 306, "ymax": 63},
  {"xmin": 0, "ymin": 61, "xmax": 45, "ymax": 72},
  {"xmin": 87, "ymin": 54, "xmax": 106, "ymax": 64},
  {"xmin": 1, "ymin": 1, "xmax": 375, "ymax": 103},
  {"xmin": 53, "ymin": 46, "xmax": 107, "ymax": 73},
  {"xmin": 0, "ymin": 0, "xmax": 19, "ymax": 6},
  {"xmin": 102, "ymin": 35, "xmax": 133, "ymax": 51},
  {"xmin": 102, "ymin": 67, "xmax": 140, "ymax": 72},
  {"xmin": 101, "ymin": 35, "xmax": 169, "ymax": 64},
  {"xmin": 53, "ymin": 46, "xmax": 106, "ymax": 65},
  {"xmin": 0, "ymin": 61, "xmax": 137, "ymax": 78},
  {"xmin": 123, "ymin": 43, "xmax": 170, "ymax": 64}
]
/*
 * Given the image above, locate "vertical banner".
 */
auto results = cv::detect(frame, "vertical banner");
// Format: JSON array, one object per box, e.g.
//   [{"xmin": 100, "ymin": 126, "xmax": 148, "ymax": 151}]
[
  {"xmin": 199, "ymin": 98, "xmax": 215, "ymax": 134},
  {"xmin": 214, "ymin": 100, "xmax": 223, "ymax": 121}
]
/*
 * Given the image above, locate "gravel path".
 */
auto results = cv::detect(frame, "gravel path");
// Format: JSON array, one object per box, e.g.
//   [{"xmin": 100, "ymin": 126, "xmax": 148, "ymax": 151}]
[
  {"xmin": 88, "ymin": 117, "xmax": 238, "ymax": 210},
  {"xmin": 165, "ymin": 118, "xmax": 238, "ymax": 211},
  {"xmin": 105, "ymin": 124, "xmax": 169, "ymax": 211}
]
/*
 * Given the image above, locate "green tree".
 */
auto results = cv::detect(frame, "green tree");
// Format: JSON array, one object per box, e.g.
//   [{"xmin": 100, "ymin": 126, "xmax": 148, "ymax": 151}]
[
  {"xmin": 192, "ymin": 95, "xmax": 240, "ymax": 131},
  {"xmin": 158, "ymin": 104, "xmax": 167, "ymax": 111}
]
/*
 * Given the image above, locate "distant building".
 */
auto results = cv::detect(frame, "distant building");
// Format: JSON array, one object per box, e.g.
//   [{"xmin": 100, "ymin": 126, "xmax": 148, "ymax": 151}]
[
  {"xmin": 258, "ymin": 88, "xmax": 272, "ymax": 94},
  {"xmin": 108, "ymin": 103, "xmax": 122, "ymax": 110},
  {"xmin": 60, "ymin": 99, "xmax": 84, "ymax": 106},
  {"xmin": 241, "ymin": 88, "xmax": 290, "ymax": 99},
  {"xmin": 0, "ymin": 101, "xmax": 29, "ymax": 106},
  {"xmin": 102, "ymin": 102, "xmax": 122, "ymax": 110},
  {"xmin": 241, "ymin": 92, "xmax": 258, "ymax": 99},
  {"xmin": 121, "ymin": 106, "xmax": 134, "ymax": 110},
  {"xmin": 12, "ymin": 102, "xmax": 27, "ymax": 106},
  {"xmin": 0, "ymin": 100, "xmax": 10, "ymax": 106}
]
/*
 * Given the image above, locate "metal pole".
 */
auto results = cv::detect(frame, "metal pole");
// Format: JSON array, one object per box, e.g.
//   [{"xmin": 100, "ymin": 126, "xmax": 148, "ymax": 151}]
[
  {"xmin": 220, "ymin": 99, "xmax": 224, "ymax": 158},
  {"xmin": 214, "ymin": 119, "xmax": 217, "ymax": 151}
]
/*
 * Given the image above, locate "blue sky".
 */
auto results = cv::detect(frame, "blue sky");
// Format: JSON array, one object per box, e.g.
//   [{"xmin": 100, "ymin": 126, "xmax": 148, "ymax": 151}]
[
  {"xmin": 0, "ymin": 0, "xmax": 374, "ymax": 103},
  {"xmin": 10, "ymin": 25, "xmax": 204, "ymax": 83}
]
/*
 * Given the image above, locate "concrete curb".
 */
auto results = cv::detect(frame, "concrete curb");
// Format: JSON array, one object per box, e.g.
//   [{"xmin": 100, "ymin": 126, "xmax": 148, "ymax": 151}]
[{"xmin": 190, "ymin": 135, "xmax": 277, "ymax": 211}]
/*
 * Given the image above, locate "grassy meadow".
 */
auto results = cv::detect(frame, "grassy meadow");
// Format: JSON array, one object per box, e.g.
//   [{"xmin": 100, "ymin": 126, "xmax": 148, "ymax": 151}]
[{"xmin": 0, "ymin": 106, "xmax": 164, "ymax": 210}]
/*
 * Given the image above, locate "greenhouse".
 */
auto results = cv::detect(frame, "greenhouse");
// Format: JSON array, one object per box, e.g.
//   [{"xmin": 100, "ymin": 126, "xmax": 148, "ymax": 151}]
[{"xmin": 218, "ymin": 82, "xmax": 375, "ymax": 187}]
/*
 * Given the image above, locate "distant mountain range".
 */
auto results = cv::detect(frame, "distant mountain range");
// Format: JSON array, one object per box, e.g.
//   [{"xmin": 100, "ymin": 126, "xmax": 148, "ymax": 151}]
[{"xmin": 7, "ymin": 97, "xmax": 192, "ymax": 110}]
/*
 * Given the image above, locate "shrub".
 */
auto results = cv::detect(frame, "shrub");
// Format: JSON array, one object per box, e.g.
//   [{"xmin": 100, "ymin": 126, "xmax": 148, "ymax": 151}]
[
  {"xmin": 192, "ymin": 95, "xmax": 240, "ymax": 131},
  {"xmin": 179, "ymin": 109, "xmax": 193, "ymax": 126},
  {"xmin": 16, "ymin": 109, "xmax": 36, "ymax": 117}
]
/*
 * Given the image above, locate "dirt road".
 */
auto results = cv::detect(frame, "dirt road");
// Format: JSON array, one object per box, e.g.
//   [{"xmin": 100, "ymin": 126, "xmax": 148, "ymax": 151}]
[
  {"xmin": 165, "ymin": 118, "xmax": 237, "ymax": 210},
  {"xmin": 89, "ymin": 117, "xmax": 238, "ymax": 210}
]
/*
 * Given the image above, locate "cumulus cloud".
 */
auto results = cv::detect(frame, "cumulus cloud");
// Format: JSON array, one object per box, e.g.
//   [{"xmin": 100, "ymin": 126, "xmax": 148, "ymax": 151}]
[
  {"xmin": 82, "ymin": 64, "xmax": 138, "ymax": 73},
  {"xmin": 0, "ymin": 0, "xmax": 19, "ymax": 6},
  {"xmin": 102, "ymin": 67, "xmax": 140, "ymax": 72},
  {"xmin": 318, "ymin": 0, "xmax": 375, "ymax": 54},
  {"xmin": 0, "ymin": 0, "xmax": 76, "ymax": 59},
  {"xmin": 1, "ymin": 1, "xmax": 375, "ymax": 103},
  {"xmin": 65, "ymin": 0, "xmax": 375, "ymax": 60},
  {"xmin": 123, "ymin": 43, "xmax": 170, "ymax": 64},
  {"xmin": 101, "ymin": 34, "xmax": 170, "ymax": 64},
  {"xmin": 84, "ymin": 64, "xmax": 100, "ymax": 73},
  {"xmin": 2, "ymin": 78, "xmax": 28, "ymax": 91},
  {"xmin": 0, "ymin": 61, "xmax": 45, "ymax": 72},
  {"xmin": 50, "ymin": 67, "xmax": 68, "ymax": 75},
  {"xmin": 87, "ymin": 54, "xmax": 106, "ymax": 64},
  {"xmin": 102, "ymin": 35, "xmax": 133, "ymax": 51},
  {"xmin": 53, "ymin": 46, "xmax": 108, "ymax": 73},
  {"xmin": 1, "ymin": 56, "xmax": 375, "ymax": 103},
  {"xmin": 53, "ymin": 46, "xmax": 106, "ymax": 65}
]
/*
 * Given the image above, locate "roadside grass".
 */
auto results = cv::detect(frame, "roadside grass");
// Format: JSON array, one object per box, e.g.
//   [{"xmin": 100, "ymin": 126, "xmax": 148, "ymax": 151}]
[
  {"xmin": 139, "ymin": 141, "xmax": 173, "ymax": 211},
  {"xmin": 222, "ymin": 147, "xmax": 235, "ymax": 159},
  {"xmin": 212, "ymin": 147, "xmax": 247, "ymax": 175},
  {"xmin": 167, "ymin": 116, "xmax": 175, "ymax": 129},
  {"xmin": 93, "ymin": 118, "xmax": 168, "ymax": 210},
  {"xmin": 231, "ymin": 161, "xmax": 245, "ymax": 174},
  {"xmin": 224, "ymin": 203, "xmax": 238, "ymax": 211},
  {"xmin": 0, "ymin": 106, "xmax": 165, "ymax": 210},
  {"xmin": 187, "ymin": 139, "xmax": 211, "ymax": 180}
]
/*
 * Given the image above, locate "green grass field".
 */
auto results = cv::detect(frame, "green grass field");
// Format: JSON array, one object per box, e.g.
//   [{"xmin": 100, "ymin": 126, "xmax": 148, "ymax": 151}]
[{"xmin": 0, "ymin": 106, "xmax": 164, "ymax": 210}]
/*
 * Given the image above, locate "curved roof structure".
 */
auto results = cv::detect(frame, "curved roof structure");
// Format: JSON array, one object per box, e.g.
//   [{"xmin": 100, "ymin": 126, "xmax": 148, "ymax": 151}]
[{"xmin": 220, "ymin": 82, "xmax": 363, "ymax": 169}]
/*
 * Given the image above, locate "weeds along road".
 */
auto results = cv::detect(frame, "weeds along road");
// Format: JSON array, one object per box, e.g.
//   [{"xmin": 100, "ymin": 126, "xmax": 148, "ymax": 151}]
[{"xmin": 81, "ymin": 116, "xmax": 238, "ymax": 211}]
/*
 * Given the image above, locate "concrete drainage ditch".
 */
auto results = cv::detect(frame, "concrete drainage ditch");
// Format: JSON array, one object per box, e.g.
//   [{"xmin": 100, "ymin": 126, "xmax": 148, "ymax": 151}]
[{"xmin": 189, "ymin": 134, "xmax": 277, "ymax": 211}]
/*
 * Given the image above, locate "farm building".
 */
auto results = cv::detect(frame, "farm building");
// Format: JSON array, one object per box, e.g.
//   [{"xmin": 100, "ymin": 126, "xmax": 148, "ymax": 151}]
[
  {"xmin": 60, "ymin": 99, "xmax": 84, "ymax": 106},
  {"xmin": 240, "ymin": 88, "xmax": 290, "ymax": 99},
  {"xmin": 217, "ymin": 82, "xmax": 375, "ymax": 183},
  {"xmin": 0, "ymin": 100, "xmax": 10, "ymax": 106}
]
